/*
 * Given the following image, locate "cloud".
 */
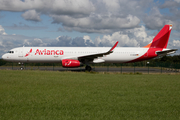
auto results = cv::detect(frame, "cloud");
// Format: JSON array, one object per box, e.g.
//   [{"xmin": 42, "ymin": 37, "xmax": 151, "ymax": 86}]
[
  {"xmin": 83, "ymin": 35, "xmax": 95, "ymax": 46},
  {"xmin": 48, "ymin": 25, "xmax": 154, "ymax": 48},
  {"xmin": 23, "ymin": 38, "xmax": 46, "ymax": 46},
  {"xmin": 159, "ymin": 0, "xmax": 180, "ymax": 8},
  {"xmin": 94, "ymin": 25, "xmax": 153, "ymax": 47},
  {"xmin": 0, "ymin": 25, "xmax": 7, "ymax": 35},
  {"xmin": 2, "ymin": 0, "xmax": 180, "ymax": 33},
  {"xmin": 53, "ymin": 14, "xmax": 140, "ymax": 33},
  {"xmin": 143, "ymin": 7, "xmax": 170, "ymax": 30},
  {"xmin": 173, "ymin": 40, "xmax": 180, "ymax": 48},
  {"xmin": 0, "ymin": 0, "xmax": 95, "ymax": 16},
  {"xmin": 0, "ymin": 0, "xmax": 152, "ymax": 33},
  {"xmin": 48, "ymin": 36, "xmax": 95, "ymax": 47},
  {"xmin": 175, "ymin": 0, "xmax": 180, "ymax": 3},
  {"xmin": 22, "ymin": 9, "xmax": 41, "ymax": 21},
  {"xmin": 143, "ymin": 1, "xmax": 180, "ymax": 30},
  {"xmin": 4, "ymin": 24, "xmax": 47, "ymax": 30},
  {"xmin": 48, "ymin": 36, "xmax": 72, "ymax": 47},
  {"xmin": 50, "ymin": 0, "xmax": 150, "ymax": 33}
]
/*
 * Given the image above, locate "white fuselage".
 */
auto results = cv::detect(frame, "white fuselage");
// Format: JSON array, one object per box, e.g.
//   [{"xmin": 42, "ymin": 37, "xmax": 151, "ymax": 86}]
[{"xmin": 2, "ymin": 47, "xmax": 149, "ymax": 63}]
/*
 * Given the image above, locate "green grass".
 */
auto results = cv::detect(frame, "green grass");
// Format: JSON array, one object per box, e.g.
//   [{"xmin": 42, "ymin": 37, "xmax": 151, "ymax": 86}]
[{"xmin": 0, "ymin": 70, "xmax": 180, "ymax": 120}]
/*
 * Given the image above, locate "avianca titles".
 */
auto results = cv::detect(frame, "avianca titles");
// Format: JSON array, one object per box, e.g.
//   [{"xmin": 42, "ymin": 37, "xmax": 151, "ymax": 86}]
[{"xmin": 2, "ymin": 24, "xmax": 178, "ymax": 71}]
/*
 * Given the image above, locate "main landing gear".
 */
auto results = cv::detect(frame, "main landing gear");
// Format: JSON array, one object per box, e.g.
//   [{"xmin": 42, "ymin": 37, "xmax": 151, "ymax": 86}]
[{"xmin": 85, "ymin": 65, "xmax": 92, "ymax": 71}]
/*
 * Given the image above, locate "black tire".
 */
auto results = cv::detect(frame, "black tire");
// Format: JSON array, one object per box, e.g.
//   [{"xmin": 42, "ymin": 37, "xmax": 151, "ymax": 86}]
[
  {"xmin": 85, "ymin": 65, "xmax": 92, "ymax": 71},
  {"xmin": 20, "ymin": 67, "xmax": 24, "ymax": 70}
]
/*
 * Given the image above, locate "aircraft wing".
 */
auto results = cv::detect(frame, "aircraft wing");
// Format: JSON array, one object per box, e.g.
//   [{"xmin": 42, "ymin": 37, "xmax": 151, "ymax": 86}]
[
  {"xmin": 79, "ymin": 41, "xmax": 118, "ymax": 59},
  {"xmin": 156, "ymin": 49, "xmax": 178, "ymax": 56},
  {"xmin": 62, "ymin": 41, "xmax": 119, "ymax": 63}
]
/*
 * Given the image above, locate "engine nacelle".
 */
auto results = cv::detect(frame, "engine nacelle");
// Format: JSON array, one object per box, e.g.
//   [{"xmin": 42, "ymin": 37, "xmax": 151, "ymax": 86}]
[{"xmin": 62, "ymin": 59, "xmax": 83, "ymax": 68}]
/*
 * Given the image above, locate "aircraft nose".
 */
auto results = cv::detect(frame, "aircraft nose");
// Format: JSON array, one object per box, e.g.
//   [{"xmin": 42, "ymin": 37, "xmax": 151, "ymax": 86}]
[{"xmin": 2, "ymin": 54, "xmax": 7, "ymax": 60}]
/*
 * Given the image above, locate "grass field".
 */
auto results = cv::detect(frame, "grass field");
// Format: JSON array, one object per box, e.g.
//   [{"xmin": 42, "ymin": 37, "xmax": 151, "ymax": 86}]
[{"xmin": 0, "ymin": 70, "xmax": 180, "ymax": 120}]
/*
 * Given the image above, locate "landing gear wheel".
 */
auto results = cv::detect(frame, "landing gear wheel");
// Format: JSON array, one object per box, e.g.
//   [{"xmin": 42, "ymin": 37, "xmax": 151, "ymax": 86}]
[
  {"xmin": 85, "ymin": 65, "xmax": 92, "ymax": 71},
  {"xmin": 19, "ymin": 62, "xmax": 24, "ymax": 70},
  {"xmin": 20, "ymin": 67, "xmax": 24, "ymax": 70}
]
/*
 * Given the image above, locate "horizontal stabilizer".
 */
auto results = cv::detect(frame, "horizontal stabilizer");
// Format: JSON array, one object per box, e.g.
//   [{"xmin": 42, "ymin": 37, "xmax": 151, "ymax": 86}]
[{"xmin": 156, "ymin": 49, "xmax": 177, "ymax": 56}]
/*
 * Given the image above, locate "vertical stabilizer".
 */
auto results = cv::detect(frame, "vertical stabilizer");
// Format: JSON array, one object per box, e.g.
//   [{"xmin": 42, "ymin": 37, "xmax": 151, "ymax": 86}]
[{"xmin": 143, "ymin": 24, "xmax": 172, "ymax": 49}]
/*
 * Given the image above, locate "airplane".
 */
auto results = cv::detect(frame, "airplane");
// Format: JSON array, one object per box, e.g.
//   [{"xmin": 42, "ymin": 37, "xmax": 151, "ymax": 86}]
[{"xmin": 2, "ymin": 24, "xmax": 177, "ymax": 71}]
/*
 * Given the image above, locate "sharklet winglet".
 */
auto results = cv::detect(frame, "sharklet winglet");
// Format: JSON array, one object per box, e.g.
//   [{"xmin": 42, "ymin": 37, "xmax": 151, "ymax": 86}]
[{"xmin": 109, "ymin": 41, "xmax": 119, "ymax": 52}]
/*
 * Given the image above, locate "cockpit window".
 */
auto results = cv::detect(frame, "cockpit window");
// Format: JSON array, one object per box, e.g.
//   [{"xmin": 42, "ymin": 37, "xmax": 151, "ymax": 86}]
[{"xmin": 8, "ymin": 51, "xmax": 14, "ymax": 54}]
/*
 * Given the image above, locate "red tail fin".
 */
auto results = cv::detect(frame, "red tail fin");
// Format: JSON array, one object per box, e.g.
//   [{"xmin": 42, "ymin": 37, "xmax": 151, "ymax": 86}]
[{"xmin": 143, "ymin": 24, "xmax": 172, "ymax": 49}]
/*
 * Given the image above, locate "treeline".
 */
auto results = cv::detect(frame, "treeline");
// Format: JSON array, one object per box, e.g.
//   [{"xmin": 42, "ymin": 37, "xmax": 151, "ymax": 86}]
[{"xmin": 0, "ymin": 55, "xmax": 180, "ymax": 67}]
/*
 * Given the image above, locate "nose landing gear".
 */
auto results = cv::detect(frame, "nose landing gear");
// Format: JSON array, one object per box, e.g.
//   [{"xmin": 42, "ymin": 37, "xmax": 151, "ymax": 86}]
[
  {"xmin": 20, "ymin": 67, "xmax": 24, "ymax": 70},
  {"xmin": 19, "ymin": 62, "xmax": 24, "ymax": 70}
]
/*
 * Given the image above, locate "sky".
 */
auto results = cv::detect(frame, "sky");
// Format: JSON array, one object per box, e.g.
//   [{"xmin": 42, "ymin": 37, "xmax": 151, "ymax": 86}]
[{"xmin": 0, "ymin": 0, "xmax": 180, "ymax": 57}]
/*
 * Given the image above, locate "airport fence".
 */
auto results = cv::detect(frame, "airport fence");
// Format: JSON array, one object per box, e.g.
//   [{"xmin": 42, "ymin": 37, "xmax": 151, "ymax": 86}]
[{"xmin": 0, "ymin": 60, "xmax": 180, "ymax": 74}]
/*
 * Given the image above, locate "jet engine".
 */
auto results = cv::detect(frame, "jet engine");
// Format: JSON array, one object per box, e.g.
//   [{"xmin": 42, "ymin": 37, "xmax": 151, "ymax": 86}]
[{"xmin": 62, "ymin": 59, "xmax": 83, "ymax": 68}]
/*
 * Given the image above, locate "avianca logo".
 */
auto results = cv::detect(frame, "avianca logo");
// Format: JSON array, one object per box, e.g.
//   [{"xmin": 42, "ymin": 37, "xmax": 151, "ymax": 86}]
[
  {"xmin": 25, "ymin": 49, "xmax": 64, "ymax": 57},
  {"xmin": 35, "ymin": 49, "xmax": 64, "ymax": 55}
]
